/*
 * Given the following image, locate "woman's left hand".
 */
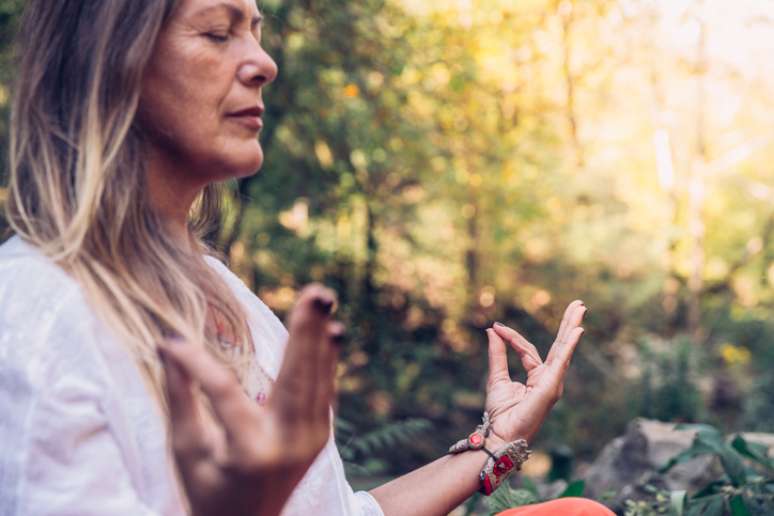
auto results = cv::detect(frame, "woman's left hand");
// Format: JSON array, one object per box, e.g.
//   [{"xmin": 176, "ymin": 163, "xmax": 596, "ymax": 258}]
[{"xmin": 484, "ymin": 300, "xmax": 587, "ymax": 443}]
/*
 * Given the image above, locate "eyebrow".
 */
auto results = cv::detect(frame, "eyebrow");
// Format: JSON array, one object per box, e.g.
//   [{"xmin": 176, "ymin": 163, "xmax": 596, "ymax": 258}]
[{"xmin": 196, "ymin": 2, "xmax": 263, "ymax": 28}]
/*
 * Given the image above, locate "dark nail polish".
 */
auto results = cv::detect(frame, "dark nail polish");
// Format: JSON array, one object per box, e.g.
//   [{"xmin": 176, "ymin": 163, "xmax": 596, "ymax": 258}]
[
  {"xmin": 313, "ymin": 297, "xmax": 334, "ymax": 315},
  {"xmin": 330, "ymin": 332, "xmax": 346, "ymax": 347}
]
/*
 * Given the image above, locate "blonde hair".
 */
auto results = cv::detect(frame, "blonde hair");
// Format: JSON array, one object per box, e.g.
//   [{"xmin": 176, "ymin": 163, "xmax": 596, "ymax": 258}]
[{"xmin": 5, "ymin": 0, "xmax": 253, "ymax": 395}]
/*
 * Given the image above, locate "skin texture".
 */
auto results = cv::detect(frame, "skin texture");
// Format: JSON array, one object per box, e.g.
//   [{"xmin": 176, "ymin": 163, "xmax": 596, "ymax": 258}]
[
  {"xmin": 140, "ymin": 1, "xmax": 591, "ymax": 515},
  {"xmin": 140, "ymin": 0, "xmax": 277, "ymax": 244}
]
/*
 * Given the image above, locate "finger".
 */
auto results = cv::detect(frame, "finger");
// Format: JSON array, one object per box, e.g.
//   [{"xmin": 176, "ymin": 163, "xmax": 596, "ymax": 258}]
[
  {"xmin": 547, "ymin": 302, "xmax": 586, "ymax": 364},
  {"xmin": 556, "ymin": 300, "xmax": 584, "ymax": 345},
  {"xmin": 275, "ymin": 284, "xmax": 336, "ymax": 420},
  {"xmin": 160, "ymin": 345, "xmax": 210, "ymax": 464},
  {"xmin": 486, "ymin": 328, "xmax": 511, "ymax": 385},
  {"xmin": 313, "ymin": 321, "xmax": 343, "ymax": 422},
  {"xmin": 492, "ymin": 323, "xmax": 542, "ymax": 371},
  {"xmin": 554, "ymin": 326, "xmax": 585, "ymax": 369},
  {"xmin": 159, "ymin": 339, "xmax": 253, "ymax": 447}
]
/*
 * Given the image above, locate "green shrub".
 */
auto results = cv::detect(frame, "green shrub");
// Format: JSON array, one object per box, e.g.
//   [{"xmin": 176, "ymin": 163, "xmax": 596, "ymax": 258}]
[{"xmin": 627, "ymin": 423, "xmax": 774, "ymax": 516}]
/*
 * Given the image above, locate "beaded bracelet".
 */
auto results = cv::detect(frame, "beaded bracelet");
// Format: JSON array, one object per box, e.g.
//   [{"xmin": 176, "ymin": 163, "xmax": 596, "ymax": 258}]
[{"xmin": 447, "ymin": 411, "xmax": 531, "ymax": 495}]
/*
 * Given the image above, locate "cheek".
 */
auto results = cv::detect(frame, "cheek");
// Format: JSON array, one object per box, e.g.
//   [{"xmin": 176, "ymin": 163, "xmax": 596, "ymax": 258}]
[
  {"xmin": 140, "ymin": 41, "xmax": 264, "ymax": 178},
  {"xmin": 141, "ymin": 56, "xmax": 263, "ymax": 180},
  {"xmin": 144, "ymin": 60, "xmax": 227, "ymax": 135},
  {"xmin": 141, "ymin": 46, "xmax": 230, "ymax": 151}
]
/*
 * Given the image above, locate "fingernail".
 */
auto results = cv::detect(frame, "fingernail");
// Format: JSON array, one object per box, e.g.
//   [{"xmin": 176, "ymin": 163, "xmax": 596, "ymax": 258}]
[
  {"xmin": 330, "ymin": 332, "xmax": 346, "ymax": 347},
  {"xmin": 494, "ymin": 321, "xmax": 505, "ymax": 328},
  {"xmin": 313, "ymin": 297, "xmax": 334, "ymax": 315}
]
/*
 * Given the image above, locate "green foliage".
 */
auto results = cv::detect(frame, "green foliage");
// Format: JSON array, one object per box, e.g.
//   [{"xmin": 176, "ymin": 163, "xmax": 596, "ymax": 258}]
[
  {"xmin": 483, "ymin": 478, "xmax": 586, "ymax": 515},
  {"xmin": 635, "ymin": 338, "xmax": 705, "ymax": 424},
  {"xmin": 560, "ymin": 479, "xmax": 586, "ymax": 498},
  {"xmin": 484, "ymin": 483, "xmax": 539, "ymax": 515},
  {"xmin": 623, "ymin": 485, "xmax": 675, "ymax": 516},
  {"xmin": 623, "ymin": 424, "xmax": 774, "ymax": 516},
  {"xmin": 336, "ymin": 416, "xmax": 432, "ymax": 476}
]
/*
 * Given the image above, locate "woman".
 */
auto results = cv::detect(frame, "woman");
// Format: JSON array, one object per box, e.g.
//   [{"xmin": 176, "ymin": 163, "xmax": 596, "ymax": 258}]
[{"xmin": 0, "ymin": 0, "xmax": 613, "ymax": 515}]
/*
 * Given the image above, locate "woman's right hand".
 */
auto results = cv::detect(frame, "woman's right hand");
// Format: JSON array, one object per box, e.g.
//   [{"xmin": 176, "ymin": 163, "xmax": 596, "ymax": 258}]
[{"xmin": 159, "ymin": 284, "xmax": 343, "ymax": 516}]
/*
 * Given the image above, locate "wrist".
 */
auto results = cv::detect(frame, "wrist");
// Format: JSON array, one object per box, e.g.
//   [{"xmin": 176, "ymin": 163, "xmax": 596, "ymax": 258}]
[
  {"xmin": 484, "ymin": 432, "xmax": 506, "ymax": 451},
  {"xmin": 447, "ymin": 411, "xmax": 531, "ymax": 496}
]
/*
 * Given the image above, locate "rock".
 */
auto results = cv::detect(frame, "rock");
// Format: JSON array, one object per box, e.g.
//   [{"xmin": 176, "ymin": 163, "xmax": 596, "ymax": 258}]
[
  {"xmin": 740, "ymin": 432, "xmax": 774, "ymax": 450},
  {"xmin": 583, "ymin": 419, "xmax": 717, "ymax": 511}
]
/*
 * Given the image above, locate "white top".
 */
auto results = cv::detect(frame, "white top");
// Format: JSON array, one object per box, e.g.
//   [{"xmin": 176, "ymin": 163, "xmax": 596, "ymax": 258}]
[{"xmin": 0, "ymin": 235, "xmax": 383, "ymax": 516}]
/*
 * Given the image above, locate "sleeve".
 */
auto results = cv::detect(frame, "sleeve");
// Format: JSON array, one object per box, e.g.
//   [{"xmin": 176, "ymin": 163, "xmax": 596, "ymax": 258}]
[
  {"xmin": 324, "ymin": 438, "xmax": 386, "ymax": 516},
  {"xmin": 352, "ymin": 491, "xmax": 385, "ymax": 516},
  {"xmin": 5, "ymin": 370, "xmax": 160, "ymax": 516},
  {"xmin": 0, "ymin": 291, "xmax": 161, "ymax": 516}
]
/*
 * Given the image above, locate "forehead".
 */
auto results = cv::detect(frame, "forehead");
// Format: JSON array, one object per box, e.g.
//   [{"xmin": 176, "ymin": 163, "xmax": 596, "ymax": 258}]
[{"xmin": 177, "ymin": 0, "xmax": 261, "ymax": 20}]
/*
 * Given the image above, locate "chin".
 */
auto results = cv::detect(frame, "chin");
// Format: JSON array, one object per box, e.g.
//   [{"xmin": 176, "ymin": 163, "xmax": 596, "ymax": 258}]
[{"xmin": 226, "ymin": 143, "xmax": 264, "ymax": 179}]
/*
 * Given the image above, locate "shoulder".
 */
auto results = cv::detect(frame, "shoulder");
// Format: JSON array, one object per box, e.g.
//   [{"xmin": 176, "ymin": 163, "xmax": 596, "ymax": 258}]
[
  {"xmin": 0, "ymin": 235, "xmax": 86, "ymax": 318},
  {"xmin": 0, "ymin": 235, "xmax": 109, "ymax": 388}
]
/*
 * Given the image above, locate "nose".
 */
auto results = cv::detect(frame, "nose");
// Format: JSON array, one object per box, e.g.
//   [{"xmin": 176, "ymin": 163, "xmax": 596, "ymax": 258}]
[{"xmin": 237, "ymin": 47, "xmax": 278, "ymax": 88}]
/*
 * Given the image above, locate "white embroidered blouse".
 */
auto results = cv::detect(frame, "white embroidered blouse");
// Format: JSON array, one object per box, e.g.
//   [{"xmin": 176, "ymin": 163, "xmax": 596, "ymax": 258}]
[{"xmin": 0, "ymin": 235, "xmax": 383, "ymax": 516}]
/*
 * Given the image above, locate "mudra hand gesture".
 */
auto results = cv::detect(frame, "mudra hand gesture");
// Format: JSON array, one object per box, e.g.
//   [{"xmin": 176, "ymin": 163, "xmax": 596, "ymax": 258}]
[
  {"xmin": 159, "ymin": 285, "xmax": 342, "ymax": 516},
  {"xmin": 485, "ymin": 300, "xmax": 587, "ymax": 443}
]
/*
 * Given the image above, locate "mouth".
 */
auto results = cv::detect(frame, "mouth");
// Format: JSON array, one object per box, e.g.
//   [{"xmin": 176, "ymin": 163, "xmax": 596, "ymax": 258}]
[{"xmin": 227, "ymin": 106, "xmax": 264, "ymax": 131}]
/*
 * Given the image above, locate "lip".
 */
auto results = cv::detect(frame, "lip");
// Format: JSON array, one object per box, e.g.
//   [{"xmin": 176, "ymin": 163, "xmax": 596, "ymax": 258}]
[{"xmin": 227, "ymin": 106, "xmax": 265, "ymax": 131}]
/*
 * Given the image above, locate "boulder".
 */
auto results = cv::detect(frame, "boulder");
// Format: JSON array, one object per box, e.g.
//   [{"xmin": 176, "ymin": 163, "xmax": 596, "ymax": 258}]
[{"xmin": 583, "ymin": 419, "xmax": 718, "ymax": 511}]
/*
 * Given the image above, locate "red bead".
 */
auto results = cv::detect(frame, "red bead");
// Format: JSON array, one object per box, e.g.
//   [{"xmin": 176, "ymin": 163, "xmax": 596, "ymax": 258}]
[
  {"xmin": 494, "ymin": 455, "xmax": 514, "ymax": 477},
  {"xmin": 481, "ymin": 475, "xmax": 493, "ymax": 495},
  {"xmin": 469, "ymin": 433, "xmax": 483, "ymax": 445}
]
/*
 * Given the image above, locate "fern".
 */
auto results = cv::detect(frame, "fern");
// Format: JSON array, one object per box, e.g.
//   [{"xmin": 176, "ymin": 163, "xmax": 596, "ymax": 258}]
[
  {"xmin": 484, "ymin": 485, "xmax": 538, "ymax": 515},
  {"xmin": 336, "ymin": 417, "xmax": 432, "ymax": 475}
]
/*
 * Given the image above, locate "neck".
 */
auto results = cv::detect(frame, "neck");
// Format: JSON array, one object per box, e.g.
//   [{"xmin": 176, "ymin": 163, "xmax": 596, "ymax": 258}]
[{"xmin": 145, "ymin": 146, "xmax": 205, "ymax": 252}]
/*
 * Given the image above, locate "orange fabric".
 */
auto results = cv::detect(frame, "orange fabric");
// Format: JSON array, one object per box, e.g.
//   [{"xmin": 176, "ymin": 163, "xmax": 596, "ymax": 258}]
[{"xmin": 496, "ymin": 497, "xmax": 615, "ymax": 516}]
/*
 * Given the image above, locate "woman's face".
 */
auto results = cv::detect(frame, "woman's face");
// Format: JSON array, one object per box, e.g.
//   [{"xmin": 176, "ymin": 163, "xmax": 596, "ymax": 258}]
[{"xmin": 140, "ymin": 0, "xmax": 277, "ymax": 183}]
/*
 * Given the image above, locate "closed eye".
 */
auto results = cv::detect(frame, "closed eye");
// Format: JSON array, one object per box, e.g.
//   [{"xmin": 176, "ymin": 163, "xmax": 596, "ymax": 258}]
[{"xmin": 204, "ymin": 32, "xmax": 230, "ymax": 43}]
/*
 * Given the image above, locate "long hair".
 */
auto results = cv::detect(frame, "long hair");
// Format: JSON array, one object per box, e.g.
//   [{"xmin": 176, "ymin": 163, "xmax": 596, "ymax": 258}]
[{"xmin": 5, "ymin": 0, "xmax": 254, "ymax": 396}]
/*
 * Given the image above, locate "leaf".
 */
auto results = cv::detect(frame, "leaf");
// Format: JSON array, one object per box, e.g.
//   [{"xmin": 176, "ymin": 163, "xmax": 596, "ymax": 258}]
[
  {"xmin": 686, "ymin": 494, "xmax": 725, "ymax": 516},
  {"xmin": 520, "ymin": 477, "xmax": 540, "ymax": 499},
  {"xmin": 661, "ymin": 428, "xmax": 747, "ymax": 486},
  {"xmin": 692, "ymin": 480, "xmax": 726, "ymax": 499},
  {"xmin": 716, "ymin": 447, "xmax": 748, "ymax": 487},
  {"xmin": 729, "ymin": 495, "xmax": 752, "ymax": 516},
  {"xmin": 485, "ymin": 486, "xmax": 514, "ymax": 514},
  {"xmin": 485, "ymin": 486, "xmax": 537, "ymax": 514},
  {"xmin": 558, "ymin": 479, "xmax": 585, "ymax": 498},
  {"xmin": 731, "ymin": 434, "xmax": 774, "ymax": 470},
  {"xmin": 690, "ymin": 430, "xmax": 747, "ymax": 485},
  {"xmin": 660, "ymin": 442, "xmax": 715, "ymax": 473},
  {"xmin": 337, "ymin": 418, "xmax": 431, "ymax": 471},
  {"xmin": 670, "ymin": 490, "xmax": 686, "ymax": 516},
  {"xmin": 674, "ymin": 423, "xmax": 723, "ymax": 439}
]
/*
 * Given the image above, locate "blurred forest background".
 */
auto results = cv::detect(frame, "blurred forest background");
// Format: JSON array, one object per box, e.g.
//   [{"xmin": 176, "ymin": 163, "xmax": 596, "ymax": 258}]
[{"xmin": 1, "ymin": 0, "xmax": 772, "ymax": 504}]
